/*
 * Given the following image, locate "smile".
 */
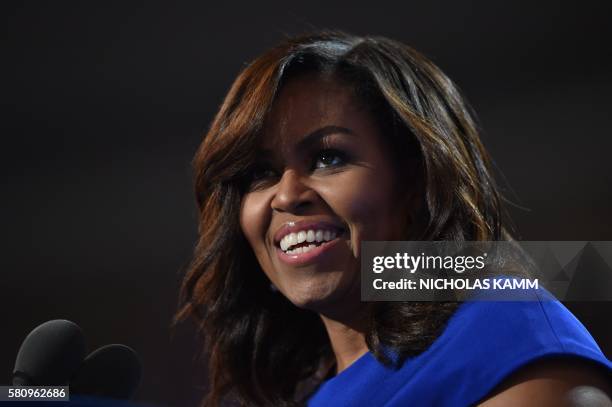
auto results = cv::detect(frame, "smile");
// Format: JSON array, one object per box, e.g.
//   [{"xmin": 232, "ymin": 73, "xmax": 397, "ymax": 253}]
[
  {"xmin": 279, "ymin": 229, "xmax": 338, "ymax": 253},
  {"xmin": 273, "ymin": 221, "xmax": 346, "ymax": 266},
  {"xmin": 276, "ymin": 236, "xmax": 342, "ymax": 265}
]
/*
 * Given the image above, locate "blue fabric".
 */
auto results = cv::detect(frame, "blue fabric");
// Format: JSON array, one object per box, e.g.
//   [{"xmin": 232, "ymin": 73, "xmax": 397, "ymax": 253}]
[{"xmin": 307, "ymin": 288, "xmax": 612, "ymax": 406}]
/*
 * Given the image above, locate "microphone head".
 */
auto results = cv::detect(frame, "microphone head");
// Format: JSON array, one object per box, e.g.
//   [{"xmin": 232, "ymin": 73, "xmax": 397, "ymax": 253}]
[
  {"xmin": 70, "ymin": 344, "xmax": 141, "ymax": 400},
  {"xmin": 13, "ymin": 319, "xmax": 86, "ymax": 385}
]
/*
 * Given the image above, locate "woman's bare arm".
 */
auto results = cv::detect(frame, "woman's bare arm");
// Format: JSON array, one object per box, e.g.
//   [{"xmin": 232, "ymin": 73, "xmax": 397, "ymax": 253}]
[{"xmin": 479, "ymin": 358, "xmax": 612, "ymax": 406}]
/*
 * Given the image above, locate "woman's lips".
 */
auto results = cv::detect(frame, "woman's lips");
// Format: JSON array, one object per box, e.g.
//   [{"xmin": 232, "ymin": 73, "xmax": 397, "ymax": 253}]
[{"xmin": 275, "ymin": 236, "xmax": 342, "ymax": 266}]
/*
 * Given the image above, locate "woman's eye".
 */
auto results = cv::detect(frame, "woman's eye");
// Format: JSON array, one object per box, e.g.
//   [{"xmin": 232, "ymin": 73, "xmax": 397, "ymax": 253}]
[
  {"xmin": 251, "ymin": 167, "xmax": 276, "ymax": 180},
  {"xmin": 242, "ymin": 165, "xmax": 278, "ymax": 190},
  {"xmin": 313, "ymin": 149, "xmax": 347, "ymax": 169}
]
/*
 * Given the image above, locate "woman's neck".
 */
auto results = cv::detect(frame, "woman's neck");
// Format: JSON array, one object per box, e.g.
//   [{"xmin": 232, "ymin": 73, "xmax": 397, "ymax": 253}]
[{"xmin": 319, "ymin": 304, "xmax": 370, "ymax": 375}]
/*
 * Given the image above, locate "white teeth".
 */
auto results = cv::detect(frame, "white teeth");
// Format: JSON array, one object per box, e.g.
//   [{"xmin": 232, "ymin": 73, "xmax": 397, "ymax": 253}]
[
  {"xmin": 286, "ymin": 244, "xmax": 317, "ymax": 255},
  {"xmin": 280, "ymin": 239, "xmax": 288, "ymax": 251},
  {"xmin": 306, "ymin": 230, "xmax": 315, "ymax": 242},
  {"xmin": 288, "ymin": 233, "xmax": 298, "ymax": 246},
  {"xmin": 315, "ymin": 230, "xmax": 323, "ymax": 242},
  {"xmin": 297, "ymin": 231, "xmax": 306, "ymax": 244},
  {"xmin": 302, "ymin": 244, "xmax": 316, "ymax": 253},
  {"xmin": 280, "ymin": 228, "xmax": 341, "ymax": 253}
]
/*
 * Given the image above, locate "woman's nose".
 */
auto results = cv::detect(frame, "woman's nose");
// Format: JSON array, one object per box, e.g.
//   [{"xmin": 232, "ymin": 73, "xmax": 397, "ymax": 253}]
[{"xmin": 270, "ymin": 169, "xmax": 314, "ymax": 213}]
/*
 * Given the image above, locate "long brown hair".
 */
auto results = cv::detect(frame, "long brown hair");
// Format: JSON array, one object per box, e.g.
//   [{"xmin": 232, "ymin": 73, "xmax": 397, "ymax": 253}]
[{"xmin": 177, "ymin": 31, "xmax": 513, "ymax": 406}]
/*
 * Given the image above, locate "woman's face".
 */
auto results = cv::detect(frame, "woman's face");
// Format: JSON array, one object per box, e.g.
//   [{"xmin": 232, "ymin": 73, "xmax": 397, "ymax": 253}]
[{"xmin": 239, "ymin": 74, "xmax": 411, "ymax": 317}]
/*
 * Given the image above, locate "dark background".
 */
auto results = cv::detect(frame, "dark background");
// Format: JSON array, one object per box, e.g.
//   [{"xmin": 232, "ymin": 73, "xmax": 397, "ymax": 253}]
[{"xmin": 2, "ymin": 1, "xmax": 611, "ymax": 406}]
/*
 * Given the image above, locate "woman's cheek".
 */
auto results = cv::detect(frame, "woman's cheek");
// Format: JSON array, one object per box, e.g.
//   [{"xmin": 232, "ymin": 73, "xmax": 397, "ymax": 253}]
[
  {"xmin": 239, "ymin": 191, "xmax": 272, "ymax": 257},
  {"xmin": 318, "ymin": 171, "xmax": 389, "ymax": 256}
]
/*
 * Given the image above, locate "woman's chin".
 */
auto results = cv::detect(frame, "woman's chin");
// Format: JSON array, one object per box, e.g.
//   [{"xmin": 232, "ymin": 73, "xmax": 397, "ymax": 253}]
[
  {"xmin": 279, "ymin": 278, "xmax": 359, "ymax": 315},
  {"xmin": 270, "ymin": 256, "xmax": 361, "ymax": 313},
  {"xmin": 283, "ymin": 287, "xmax": 339, "ymax": 311}
]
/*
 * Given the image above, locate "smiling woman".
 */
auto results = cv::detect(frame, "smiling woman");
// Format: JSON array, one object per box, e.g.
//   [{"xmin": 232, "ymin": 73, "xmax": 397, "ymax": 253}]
[
  {"xmin": 240, "ymin": 73, "xmax": 409, "ymax": 318},
  {"xmin": 177, "ymin": 32, "xmax": 611, "ymax": 406}
]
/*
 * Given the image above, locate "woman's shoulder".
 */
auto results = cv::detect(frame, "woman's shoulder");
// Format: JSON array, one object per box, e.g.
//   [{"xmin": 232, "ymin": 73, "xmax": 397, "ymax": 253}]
[{"xmin": 308, "ymin": 290, "xmax": 611, "ymax": 406}]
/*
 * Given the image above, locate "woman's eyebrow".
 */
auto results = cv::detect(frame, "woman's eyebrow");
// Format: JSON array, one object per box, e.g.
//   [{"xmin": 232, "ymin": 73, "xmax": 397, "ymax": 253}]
[
  {"xmin": 295, "ymin": 125, "xmax": 355, "ymax": 150},
  {"xmin": 259, "ymin": 125, "xmax": 355, "ymax": 157}
]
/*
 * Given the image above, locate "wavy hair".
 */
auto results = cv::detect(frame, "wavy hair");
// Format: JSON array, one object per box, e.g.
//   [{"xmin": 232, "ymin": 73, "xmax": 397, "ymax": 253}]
[{"xmin": 177, "ymin": 31, "xmax": 513, "ymax": 406}]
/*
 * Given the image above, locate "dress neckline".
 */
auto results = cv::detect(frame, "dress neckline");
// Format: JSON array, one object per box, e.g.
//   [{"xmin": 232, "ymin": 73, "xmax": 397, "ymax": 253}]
[{"xmin": 323, "ymin": 350, "xmax": 373, "ymax": 383}]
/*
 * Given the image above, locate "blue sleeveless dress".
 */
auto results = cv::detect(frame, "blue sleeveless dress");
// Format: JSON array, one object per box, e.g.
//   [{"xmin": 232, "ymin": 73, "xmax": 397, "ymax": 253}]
[{"xmin": 307, "ymin": 288, "xmax": 612, "ymax": 406}]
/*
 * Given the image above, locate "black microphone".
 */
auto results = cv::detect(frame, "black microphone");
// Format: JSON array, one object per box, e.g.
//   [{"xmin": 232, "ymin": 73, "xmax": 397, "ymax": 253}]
[
  {"xmin": 70, "ymin": 344, "xmax": 141, "ymax": 400},
  {"xmin": 13, "ymin": 319, "xmax": 86, "ymax": 386}
]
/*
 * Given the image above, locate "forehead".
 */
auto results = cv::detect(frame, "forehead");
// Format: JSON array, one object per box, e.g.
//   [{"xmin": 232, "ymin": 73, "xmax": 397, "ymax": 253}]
[{"xmin": 260, "ymin": 74, "xmax": 372, "ymax": 150}]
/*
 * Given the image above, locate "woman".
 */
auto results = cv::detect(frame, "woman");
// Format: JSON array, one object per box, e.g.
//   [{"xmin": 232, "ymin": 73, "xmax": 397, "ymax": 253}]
[{"xmin": 177, "ymin": 32, "xmax": 611, "ymax": 406}]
